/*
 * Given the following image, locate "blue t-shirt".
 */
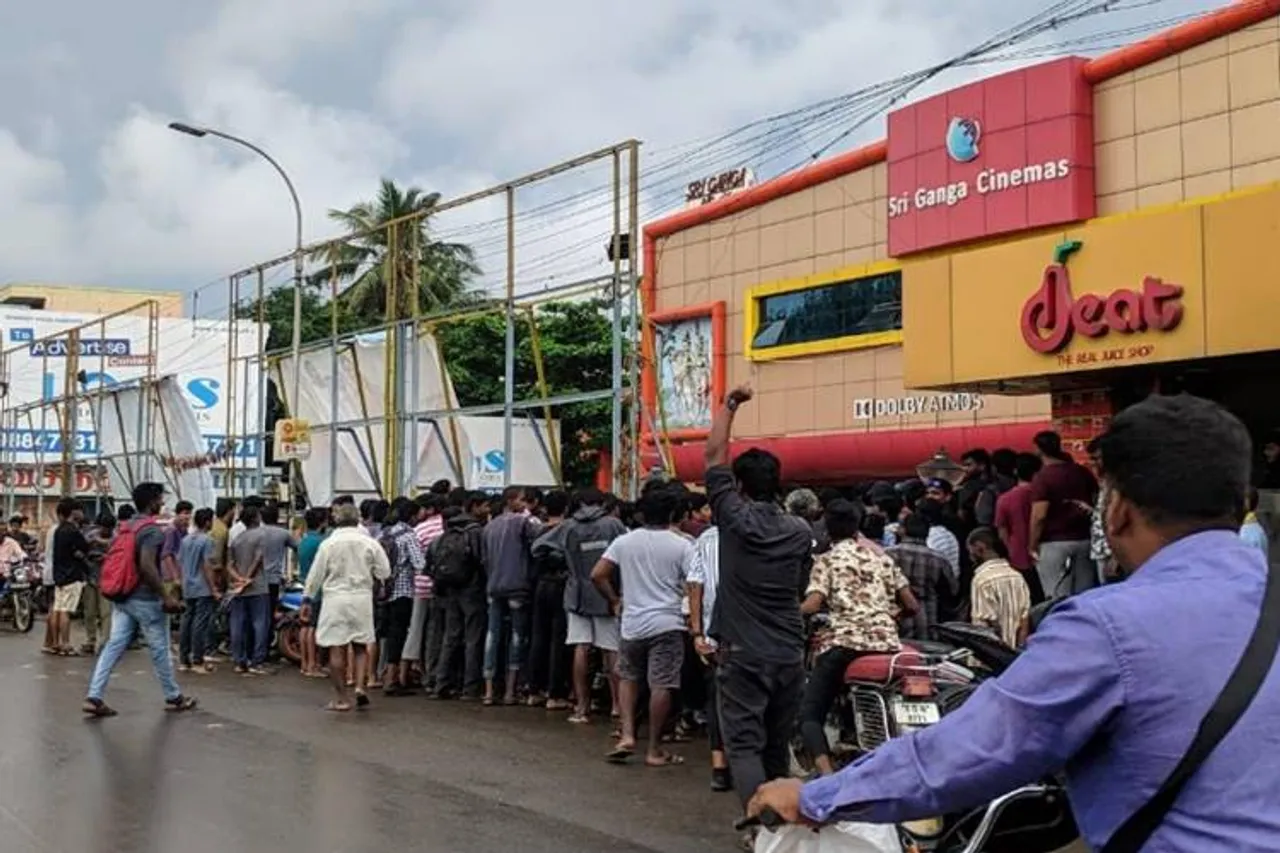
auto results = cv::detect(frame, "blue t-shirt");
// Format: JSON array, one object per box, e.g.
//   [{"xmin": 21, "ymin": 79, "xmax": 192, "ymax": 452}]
[
  {"xmin": 298, "ymin": 531, "xmax": 324, "ymax": 581},
  {"xmin": 178, "ymin": 530, "xmax": 214, "ymax": 599}
]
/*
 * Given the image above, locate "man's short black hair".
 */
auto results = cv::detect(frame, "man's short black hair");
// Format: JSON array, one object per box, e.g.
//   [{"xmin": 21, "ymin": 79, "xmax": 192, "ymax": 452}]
[
  {"xmin": 961, "ymin": 448, "xmax": 991, "ymax": 468},
  {"xmin": 415, "ymin": 493, "xmax": 446, "ymax": 514},
  {"xmin": 215, "ymin": 497, "xmax": 237, "ymax": 518},
  {"xmin": 261, "ymin": 503, "xmax": 280, "ymax": 525},
  {"xmin": 447, "ymin": 487, "xmax": 469, "ymax": 508},
  {"xmin": 56, "ymin": 498, "xmax": 80, "ymax": 520},
  {"xmin": 916, "ymin": 497, "xmax": 946, "ymax": 526},
  {"xmin": 902, "ymin": 511, "xmax": 931, "ymax": 540},
  {"xmin": 1097, "ymin": 394, "xmax": 1251, "ymax": 529},
  {"xmin": 638, "ymin": 484, "xmax": 681, "ymax": 526},
  {"xmin": 391, "ymin": 496, "xmax": 416, "ymax": 524},
  {"xmin": 732, "ymin": 447, "xmax": 782, "ymax": 502},
  {"xmin": 575, "ymin": 487, "xmax": 605, "ymax": 508},
  {"xmin": 8, "ymin": 514, "xmax": 25, "ymax": 526},
  {"xmin": 95, "ymin": 511, "xmax": 117, "ymax": 531},
  {"xmin": 117, "ymin": 504, "xmax": 136, "ymax": 521},
  {"xmin": 131, "ymin": 482, "xmax": 164, "ymax": 514},
  {"xmin": 240, "ymin": 505, "xmax": 261, "ymax": 527},
  {"xmin": 543, "ymin": 489, "xmax": 570, "ymax": 518},
  {"xmin": 464, "ymin": 491, "xmax": 489, "ymax": 513},
  {"xmin": 823, "ymin": 498, "xmax": 863, "ymax": 542},
  {"xmin": 817, "ymin": 487, "xmax": 843, "ymax": 508},
  {"xmin": 241, "ymin": 495, "xmax": 265, "ymax": 509},
  {"xmin": 359, "ymin": 498, "xmax": 377, "ymax": 520},
  {"xmin": 1034, "ymin": 430, "xmax": 1068, "ymax": 460},
  {"xmin": 991, "ymin": 448, "xmax": 1017, "ymax": 478},
  {"xmin": 860, "ymin": 513, "xmax": 886, "ymax": 542},
  {"xmin": 304, "ymin": 506, "xmax": 328, "ymax": 531},
  {"xmin": 502, "ymin": 485, "xmax": 524, "ymax": 505},
  {"xmin": 967, "ymin": 525, "xmax": 1006, "ymax": 557},
  {"xmin": 876, "ymin": 494, "xmax": 904, "ymax": 521},
  {"xmin": 193, "ymin": 508, "xmax": 214, "ymax": 530},
  {"xmin": 332, "ymin": 494, "xmax": 355, "ymax": 507},
  {"xmin": 1015, "ymin": 452, "xmax": 1042, "ymax": 483},
  {"xmin": 429, "ymin": 479, "xmax": 452, "ymax": 495},
  {"xmin": 174, "ymin": 500, "xmax": 194, "ymax": 515}
]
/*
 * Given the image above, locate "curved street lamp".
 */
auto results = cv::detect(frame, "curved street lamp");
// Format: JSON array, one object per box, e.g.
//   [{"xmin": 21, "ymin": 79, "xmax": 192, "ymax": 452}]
[{"xmin": 168, "ymin": 121, "xmax": 305, "ymax": 493}]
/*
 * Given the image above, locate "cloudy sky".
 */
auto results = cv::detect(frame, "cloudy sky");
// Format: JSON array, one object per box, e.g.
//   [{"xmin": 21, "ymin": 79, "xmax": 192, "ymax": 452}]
[{"xmin": 0, "ymin": 0, "xmax": 1224, "ymax": 309}]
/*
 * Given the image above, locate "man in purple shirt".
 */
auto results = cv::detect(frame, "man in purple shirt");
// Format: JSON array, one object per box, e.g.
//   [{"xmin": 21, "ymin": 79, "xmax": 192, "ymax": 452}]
[
  {"xmin": 749, "ymin": 394, "xmax": 1280, "ymax": 852},
  {"xmin": 161, "ymin": 501, "xmax": 193, "ymax": 588}
]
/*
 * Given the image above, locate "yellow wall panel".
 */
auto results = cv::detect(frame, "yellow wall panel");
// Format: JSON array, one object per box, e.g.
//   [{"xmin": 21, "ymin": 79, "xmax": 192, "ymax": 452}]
[
  {"xmin": 1203, "ymin": 189, "xmax": 1280, "ymax": 356},
  {"xmin": 901, "ymin": 255, "xmax": 955, "ymax": 388}
]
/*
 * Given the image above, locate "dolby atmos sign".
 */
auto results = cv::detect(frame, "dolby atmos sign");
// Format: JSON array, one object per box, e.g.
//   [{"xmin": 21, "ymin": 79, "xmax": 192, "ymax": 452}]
[{"xmin": 853, "ymin": 393, "xmax": 985, "ymax": 420}]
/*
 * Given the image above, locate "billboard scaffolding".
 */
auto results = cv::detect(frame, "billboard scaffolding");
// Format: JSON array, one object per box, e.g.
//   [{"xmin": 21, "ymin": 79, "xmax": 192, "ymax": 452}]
[{"xmin": 210, "ymin": 139, "xmax": 643, "ymax": 505}]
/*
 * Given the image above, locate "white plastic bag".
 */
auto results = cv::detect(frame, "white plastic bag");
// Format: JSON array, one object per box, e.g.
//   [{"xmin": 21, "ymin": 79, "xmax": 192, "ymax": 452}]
[{"xmin": 754, "ymin": 821, "xmax": 900, "ymax": 853}]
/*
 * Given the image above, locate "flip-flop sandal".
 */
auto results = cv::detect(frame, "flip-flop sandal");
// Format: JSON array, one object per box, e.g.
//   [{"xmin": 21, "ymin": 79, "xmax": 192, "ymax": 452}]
[
  {"xmin": 325, "ymin": 701, "xmax": 352, "ymax": 712},
  {"xmin": 164, "ymin": 696, "xmax": 199, "ymax": 713},
  {"xmin": 606, "ymin": 745, "xmax": 635, "ymax": 764},
  {"xmin": 547, "ymin": 699, "xmax": 572, "ymax": 711},
  {"xmin": 645, "ymin": 752, "xmax": 686, "ymax": 768},
  {"xmin": 663, "ymin": 732, "xmax": 694, "ymax": 744},
  {"xmin": 567, "ymin": 713, "xmax": 590, "ymax": 724},
  {"xmin": 482, "ymin": 696, "xmax": 496, "ymax": 707},
  {"xmin": 41, "ymin": 647, "xmax": 58, "ymax": 656},
  {"xmin": 355, "ymin": 691, "xmax": 370, "ymax": 709},
  {"xmin": 502, "ymin": 696, "xmax": 519, "ymax": 706},
  {"xmin": 82, "ymin": 699, "xmax": 118, "ymax": 718}
]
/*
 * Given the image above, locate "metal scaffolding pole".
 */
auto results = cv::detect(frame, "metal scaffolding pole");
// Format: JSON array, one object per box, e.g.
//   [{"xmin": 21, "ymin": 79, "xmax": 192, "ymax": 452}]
[
  {"xmin": 626, "ymin": 140, "xmax": 641, "ymax": 499},
  {"xmin": 610, "ymin": 151, "xmax": 624, "ymax": 495},
  {"xmin": 502, "ymin": 185, "xmax": 516, "ymax": 488}
]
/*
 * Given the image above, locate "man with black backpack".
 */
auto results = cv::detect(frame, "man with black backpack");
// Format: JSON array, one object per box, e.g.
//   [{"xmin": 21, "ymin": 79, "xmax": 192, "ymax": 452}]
[
  {"xmin": 83, "ymin": 482, "xmax": 198, "ymax": 717},
  {"xmin": 429, "ymin": 493, "xmax": 488, "ymax": 700}
]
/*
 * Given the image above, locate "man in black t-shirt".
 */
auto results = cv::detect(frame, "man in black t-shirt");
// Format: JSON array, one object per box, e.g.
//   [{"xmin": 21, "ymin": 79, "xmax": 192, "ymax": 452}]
[
  {"xmin": 50, "ymin": 499, "xmax": 89, "ymax": 654},
  {"xmin": 703, "ymin": 386, "xmax": 813, "ymax": 819}
]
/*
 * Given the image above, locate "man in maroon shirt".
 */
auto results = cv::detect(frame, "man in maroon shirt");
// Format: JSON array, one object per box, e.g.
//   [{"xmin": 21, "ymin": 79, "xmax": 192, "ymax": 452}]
[
  {"xmin": 994, "ymin": 452, "xmax": 1044, "ymax": 602},
  {"xmin": 1027, "ymin": 431, "xmax": 1098, "ymax": 600}
]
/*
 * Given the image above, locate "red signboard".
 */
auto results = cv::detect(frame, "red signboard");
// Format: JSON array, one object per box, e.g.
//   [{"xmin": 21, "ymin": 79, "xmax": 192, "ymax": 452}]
[{"xmin": 886, "ymin": 57, "xmax": 1096, "ymax": 256}]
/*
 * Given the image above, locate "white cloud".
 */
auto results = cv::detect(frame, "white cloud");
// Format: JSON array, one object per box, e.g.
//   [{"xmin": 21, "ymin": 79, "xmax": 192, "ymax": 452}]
[{"xmin": 0, "ymin": 0, "xmax": 1232, "ymax": 301}]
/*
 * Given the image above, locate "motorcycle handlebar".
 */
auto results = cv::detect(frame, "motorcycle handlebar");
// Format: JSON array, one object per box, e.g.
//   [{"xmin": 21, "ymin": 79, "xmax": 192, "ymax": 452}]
[
  {"xmin": 955, "ymin": 784, "xmax": 1054, "ymax": 853},
  {"xmin": 734, "ymin": 807, "xmax": 783, "ymax": 833}
]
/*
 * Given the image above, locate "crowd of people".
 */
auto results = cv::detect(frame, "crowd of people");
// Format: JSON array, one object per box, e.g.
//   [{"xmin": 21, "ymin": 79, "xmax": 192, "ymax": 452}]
[{"xmin": 5, "ymin": 384, "xmax": 1276, "ymax": 850}]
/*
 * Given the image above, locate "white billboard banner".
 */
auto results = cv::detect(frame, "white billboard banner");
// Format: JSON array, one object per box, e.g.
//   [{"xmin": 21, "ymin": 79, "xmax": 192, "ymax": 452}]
[
  {"xmin": 94, "ymin": 375, "xmax": 218, "ymax": 507},
  {"xmin": 458, "ymin": 416, "xmax": 559, "ymax": 490},
  {"xmin": 0, "ymin": 308, "xmax": 265, "ymax": 470}
]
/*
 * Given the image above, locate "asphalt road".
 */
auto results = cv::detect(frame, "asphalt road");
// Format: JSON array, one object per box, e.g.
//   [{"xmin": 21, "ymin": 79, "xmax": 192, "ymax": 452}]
[{"xmin": 0, "ymin": 626, "xmax": 739, "ymax": 853}]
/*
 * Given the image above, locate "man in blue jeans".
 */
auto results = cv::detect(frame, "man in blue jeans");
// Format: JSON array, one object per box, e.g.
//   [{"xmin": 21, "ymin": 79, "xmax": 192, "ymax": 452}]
[
  {"xmin": 227, "ymin": 505, "xmax": 270, "ymax": 675},
  {"xmin": 83, "ymin": 482, "xmax": 198, "ymax": 716},
  {"xmin": 177, "ymin": 508, "xmax": 218, "ymax": 674},
  {"xmin": 482, "ymin": 486, "xmax": 541, "ymax": 705}
]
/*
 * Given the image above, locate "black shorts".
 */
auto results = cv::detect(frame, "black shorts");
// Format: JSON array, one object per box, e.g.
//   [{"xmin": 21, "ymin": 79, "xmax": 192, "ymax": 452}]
[{"xmin": 617, "ymin": 630, "xmax": 685, "ymax": 689}]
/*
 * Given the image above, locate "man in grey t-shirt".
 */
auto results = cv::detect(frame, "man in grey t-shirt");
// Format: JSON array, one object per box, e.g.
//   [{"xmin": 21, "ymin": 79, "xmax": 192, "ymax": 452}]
[
  {"xmin": 591, "ymin": 485, "xmax": 693, "ymax": 767},
  {"xmin": 228, "ymin": 505, "xmax": 270, "ymax": 674},
  {"xmin": 259, "ymin": 504, "xmax": 295, "ymax": 620}
]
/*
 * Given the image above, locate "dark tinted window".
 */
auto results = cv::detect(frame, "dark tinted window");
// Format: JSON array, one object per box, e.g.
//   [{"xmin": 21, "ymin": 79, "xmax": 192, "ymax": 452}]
[{"xmin": 752, "ymin": 271, "xmax": 902, "ymax": 351}]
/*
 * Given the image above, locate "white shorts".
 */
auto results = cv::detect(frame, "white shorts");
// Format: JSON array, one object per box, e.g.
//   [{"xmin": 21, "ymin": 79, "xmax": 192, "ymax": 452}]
[
  {"xmin": 53, "ymin": 581, "xmax": 84, "ymax": 613},
  {"xmin": 565, "ymin": 612, "xmax": 620, "ymax": 653}
]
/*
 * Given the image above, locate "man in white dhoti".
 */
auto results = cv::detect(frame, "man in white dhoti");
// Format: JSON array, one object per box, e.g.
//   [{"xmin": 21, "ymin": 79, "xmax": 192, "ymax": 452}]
[{"xmin": 301, "ymin": 504, "xmax": 391, "ymax": 712}]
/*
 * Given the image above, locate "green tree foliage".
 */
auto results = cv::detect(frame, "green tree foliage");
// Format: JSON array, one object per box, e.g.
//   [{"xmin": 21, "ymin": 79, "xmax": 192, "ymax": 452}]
[
  {"xmin": 435, "ymin": 300, "xmax": 615, "ymax": 487},
  {"xmin": 308, "ymin": 178, "xmax": 481, "ymax": 320}
]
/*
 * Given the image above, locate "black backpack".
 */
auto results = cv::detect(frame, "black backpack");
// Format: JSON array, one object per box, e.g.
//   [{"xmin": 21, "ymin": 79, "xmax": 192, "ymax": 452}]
[{"xmin": 431, "ymin": 527, "xmax": 476, "ymax": 591}]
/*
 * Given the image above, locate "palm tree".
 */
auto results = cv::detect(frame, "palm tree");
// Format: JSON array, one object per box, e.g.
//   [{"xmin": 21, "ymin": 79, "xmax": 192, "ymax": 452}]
[{"xmin": 310, "ymin": 179, "xmax": 482, "ymax": 323}]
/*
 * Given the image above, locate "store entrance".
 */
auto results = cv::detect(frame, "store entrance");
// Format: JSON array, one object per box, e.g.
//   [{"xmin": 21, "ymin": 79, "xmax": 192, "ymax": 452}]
[{"xmin": 1110, "ymin": 351, "xmax": 1280, "ymax": 476}]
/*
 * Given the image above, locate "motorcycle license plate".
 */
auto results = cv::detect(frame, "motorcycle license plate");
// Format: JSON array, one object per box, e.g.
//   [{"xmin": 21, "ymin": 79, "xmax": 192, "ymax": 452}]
[{"xmin": 893, "ymin": 699, "xmax": 940, "ymax": 727}]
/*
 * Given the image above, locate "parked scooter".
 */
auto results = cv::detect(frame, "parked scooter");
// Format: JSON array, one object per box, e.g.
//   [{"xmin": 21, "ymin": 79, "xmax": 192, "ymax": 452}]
[
  {"xmin": 273, "ymin": 581, "xmax": 305, "ymax": 665},
  {"xmin": 0, "ymin": 558, "xmax": 36, "ymax": 632}
]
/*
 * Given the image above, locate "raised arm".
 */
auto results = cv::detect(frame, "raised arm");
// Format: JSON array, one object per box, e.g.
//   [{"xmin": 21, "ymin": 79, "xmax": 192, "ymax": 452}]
[{"xmin": 705, "ymin": 385, "xmax": 753, "ymax": 469}]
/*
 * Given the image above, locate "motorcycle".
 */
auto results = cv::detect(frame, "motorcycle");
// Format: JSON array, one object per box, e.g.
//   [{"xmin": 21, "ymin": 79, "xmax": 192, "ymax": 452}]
[
  {"xmin": 789, "ymin": 618, "xmax": 1076, "ymax": 852},
  {"xmin": 273, "ymin": 581, "xmax": 305, "ymax": 665},
  {"xmin": 0, "ymin": 559, "xmax": 36, "ymax": 633}
]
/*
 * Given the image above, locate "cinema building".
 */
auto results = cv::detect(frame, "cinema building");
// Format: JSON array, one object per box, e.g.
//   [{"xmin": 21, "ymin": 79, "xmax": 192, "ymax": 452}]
[{"xmin": 641, "ymin": 1, "xmax": 1280, "ymax": 482}]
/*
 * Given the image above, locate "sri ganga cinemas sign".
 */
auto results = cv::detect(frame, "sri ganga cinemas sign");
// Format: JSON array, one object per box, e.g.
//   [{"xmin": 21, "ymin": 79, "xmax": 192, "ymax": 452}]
[{"xmin": 1020, "ymin": 240, "xmax": 1184, "ymax": 355}]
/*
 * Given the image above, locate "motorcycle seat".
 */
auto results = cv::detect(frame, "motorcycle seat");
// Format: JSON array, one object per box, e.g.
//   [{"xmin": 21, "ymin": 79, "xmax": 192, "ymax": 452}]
[{"xmin": 844, "ymin": 645, "xmax": 924, "ymax": 683}]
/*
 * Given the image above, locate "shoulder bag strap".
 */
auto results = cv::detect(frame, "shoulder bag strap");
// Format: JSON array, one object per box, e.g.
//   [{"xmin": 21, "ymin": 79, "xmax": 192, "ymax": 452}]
[{"xmin": 1102, "ymin": 553, "xmax": 1280, "ymax": 853}]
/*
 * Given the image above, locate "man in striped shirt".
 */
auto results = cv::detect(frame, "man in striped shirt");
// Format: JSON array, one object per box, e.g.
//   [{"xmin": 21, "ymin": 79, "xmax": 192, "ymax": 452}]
[
  {"xmin": 966, "ymin": 527, "xmax": 1031, "ymax": 649},
  {"xmin": 402, "ymin": 494, "xmax": 446, "ymax": 688}
]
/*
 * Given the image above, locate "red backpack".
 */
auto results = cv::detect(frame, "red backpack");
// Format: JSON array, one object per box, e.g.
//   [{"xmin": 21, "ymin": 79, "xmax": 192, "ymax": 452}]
[{"xmin": 99, "ymin": 519, "xmax": 157, "ymax": 601}]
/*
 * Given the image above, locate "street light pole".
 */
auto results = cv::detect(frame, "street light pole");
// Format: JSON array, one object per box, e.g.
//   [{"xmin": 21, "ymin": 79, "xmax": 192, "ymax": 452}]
[{"xmin": 168, "ymin": 121, "xmax": 304, "ymax": 496}]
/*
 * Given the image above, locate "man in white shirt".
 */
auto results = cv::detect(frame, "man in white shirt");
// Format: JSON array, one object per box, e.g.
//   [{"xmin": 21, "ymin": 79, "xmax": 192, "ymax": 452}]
[
  {"xmin": 591, "ymin": 484, "xmax": 693, "ymax": 768},
  {"xmin": 686, "ymin": 524, "xmax": 732, "ymax": 792}
]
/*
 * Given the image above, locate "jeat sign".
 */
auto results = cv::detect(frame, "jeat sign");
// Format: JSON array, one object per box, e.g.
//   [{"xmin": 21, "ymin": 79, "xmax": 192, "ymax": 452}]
[{"xmin": 1020, "ymin": 240, "xmax": 1184, "ymax": 355}]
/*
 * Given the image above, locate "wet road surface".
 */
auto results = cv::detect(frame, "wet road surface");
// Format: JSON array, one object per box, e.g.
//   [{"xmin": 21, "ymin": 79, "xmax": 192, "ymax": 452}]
[{"xmin": 0, "ymin": 630, "xmax": 738, "ymax": 853}]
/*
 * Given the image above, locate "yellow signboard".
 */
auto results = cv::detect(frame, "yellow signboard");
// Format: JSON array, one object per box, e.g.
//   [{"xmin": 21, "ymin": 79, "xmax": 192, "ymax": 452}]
[{"xmin": 273, "ymin": 418, "xmax": 312, "ymax": 461}]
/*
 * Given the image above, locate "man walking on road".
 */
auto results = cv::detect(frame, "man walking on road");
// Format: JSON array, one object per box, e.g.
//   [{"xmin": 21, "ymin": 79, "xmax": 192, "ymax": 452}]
[
  {"xmin": 703, "ymin": 386, "xmax": 813, "ymax": 827},
  {"xmin": 83, "ymin": 482, "xmax": 197, "ymax": 717}
]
